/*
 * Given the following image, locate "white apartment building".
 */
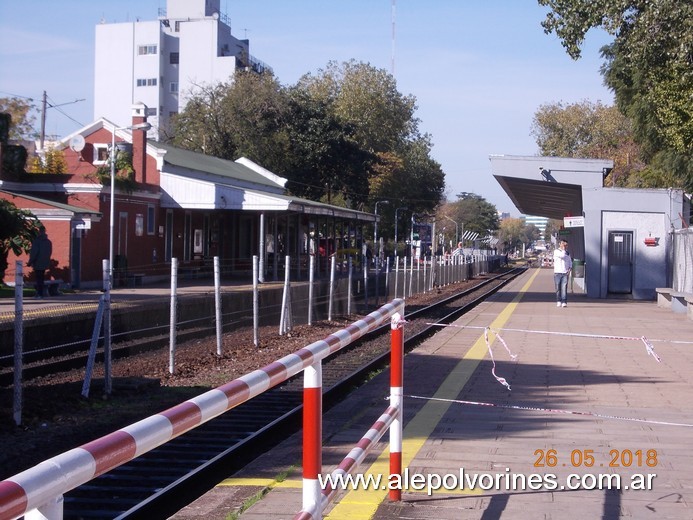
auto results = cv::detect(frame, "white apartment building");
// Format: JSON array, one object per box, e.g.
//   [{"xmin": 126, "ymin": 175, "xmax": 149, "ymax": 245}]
[
  {"xmin": 522, "ymin": 214, "xmax": 549, "ymax": 234},
  {"xmin": 94, "ymin": 0, "xmax": 270, "ymax": 140}
]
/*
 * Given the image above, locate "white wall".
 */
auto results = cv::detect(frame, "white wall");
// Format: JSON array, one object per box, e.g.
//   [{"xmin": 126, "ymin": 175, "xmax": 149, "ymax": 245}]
[
  {"xmin": 600, "ymin": 211, "xmax": 668, "ymax": 299},
  {"xmin": 94, "ymin": 21, "xmax": 162, "ymax": 134}
]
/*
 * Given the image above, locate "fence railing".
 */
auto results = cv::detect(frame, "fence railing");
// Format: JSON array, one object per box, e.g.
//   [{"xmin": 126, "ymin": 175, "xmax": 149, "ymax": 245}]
[
  {"xmin": 0, "ymin": 298, "xmax": 405, "ymax": 520},
  {"xmin": 295, "ymin": 306, "xmax": 405, "ymax": 519}
]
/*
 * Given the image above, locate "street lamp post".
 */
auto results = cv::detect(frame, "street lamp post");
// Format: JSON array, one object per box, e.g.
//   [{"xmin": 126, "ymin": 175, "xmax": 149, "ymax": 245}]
[
  {"xmin": 374, "ymin": 200, "xmax": 389, "ymax": 264},
  {"xmin": 443, "ymin": 215, "xmax": 459, "ymax": 245},
  {"xmin": 394, "ymin": 206, "xmax": 408, "ymax": 252},
  {"xmin": 104, "ymin": 121, "xmax": 150, "ymax": 396},
  {"xmin": 109, "ymin": 122, "xmax": 151, "ymax": 286}
]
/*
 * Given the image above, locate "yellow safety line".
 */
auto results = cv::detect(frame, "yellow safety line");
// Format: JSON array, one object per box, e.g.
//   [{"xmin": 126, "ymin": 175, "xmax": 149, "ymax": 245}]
[
  {"xmin": 325, "ymin": 268, "xmax": 540, "ymax": 519},
  {"xmin": 219, "ymin": 477, "xmax": 303, "ymax": 489}
]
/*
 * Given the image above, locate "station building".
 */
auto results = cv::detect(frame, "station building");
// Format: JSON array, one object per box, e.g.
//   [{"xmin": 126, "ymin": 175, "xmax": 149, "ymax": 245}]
[
  {"xmin": 1, "ymin": 105, "xmax": 375, "ymax": 289},
  {"xmin": 490, "ymin": 155, "xmax": 691, "ymax": 299}
]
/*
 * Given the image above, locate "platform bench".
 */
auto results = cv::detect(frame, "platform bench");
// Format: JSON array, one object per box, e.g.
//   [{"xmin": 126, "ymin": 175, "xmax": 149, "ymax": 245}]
[
  {"xmin": 44, "ymin": 279, "xmax": 63, "ymax": 296},
  {"xmin": 657, "ymin": 287, "xmax": 693, "ymax": 318},
  {"xmin": 671, "ymin": 291, "xmax": 693, "ymax": 315},
  {"xmin": 686, "ymin": 295, "xmax": 693, "ymax": 321},
  {"xmin": 656, "ymin": 288, "xmax": 674, "ymax": 308}
]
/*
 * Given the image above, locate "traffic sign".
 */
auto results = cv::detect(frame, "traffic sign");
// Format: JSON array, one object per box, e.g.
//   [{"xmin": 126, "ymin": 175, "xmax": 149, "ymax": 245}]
[{"xmin": 564, "ymin": 216, "xmax": 585, "ymax": 228}]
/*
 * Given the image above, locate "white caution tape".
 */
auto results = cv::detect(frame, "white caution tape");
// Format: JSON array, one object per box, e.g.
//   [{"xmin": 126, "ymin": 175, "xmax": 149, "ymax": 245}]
[
  {"xmin": 407, "ymin": 395, "xmax": 693, "ymax": 428},
  {"xmin": 483, "ymin": 327, "xmax": 517, "ymax": 390}
]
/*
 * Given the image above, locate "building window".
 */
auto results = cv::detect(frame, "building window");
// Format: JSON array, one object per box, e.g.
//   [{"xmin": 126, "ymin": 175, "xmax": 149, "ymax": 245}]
[
  {"xmin": 135, "ymin": 214, "xmax": 144, "ymax": 237},
  {"xmin": 93, "ymin": 144, "xmax": 109, "ymax": 165},
  {"xmin": 170, "ymin": 52, "xmax": 179, "ymax": 64},
  {"xmin": 146, "ymin": 107, "xmax": 157, "ymax": 116},
  {"xmin": 147, "ymin": 205, "xmax": 155, "ymax": 235},
  {"xmin": 169, "ymin": 82, "xmax": 178, "ymax": 93},
  {"xmin": 174, "ymin": 21, "xmax": 181, "ymax": 32},
  {"xmin": 138, "ymin": 44, "xmax": 157, "ymax": 55},
  {"xmin": 136, "ymin": 78, "xmax": 158, "ymax": 87}
]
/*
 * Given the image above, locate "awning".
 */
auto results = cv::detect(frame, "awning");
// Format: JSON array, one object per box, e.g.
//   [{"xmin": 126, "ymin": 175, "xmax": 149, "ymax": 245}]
[
  {"xmin": 159, "ymin": 173, "xmax": 375, "ymax": 222},
  {"xmin": 0, "ymin": 189, "xmax": 102, "ymax": 224},
  {"xmin": 489, "ymin": 155, "xmax": 613, "ymax": 220}
]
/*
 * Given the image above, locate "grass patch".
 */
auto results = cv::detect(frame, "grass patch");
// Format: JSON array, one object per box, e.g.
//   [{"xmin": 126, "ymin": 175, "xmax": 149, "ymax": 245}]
[
  {"xmin": 226, "ymin": 465, "xmax": 297, "ymax": 520},
  {"xmin": 0, "ymin": 283, "xmax": 36, "ymax": 298}
]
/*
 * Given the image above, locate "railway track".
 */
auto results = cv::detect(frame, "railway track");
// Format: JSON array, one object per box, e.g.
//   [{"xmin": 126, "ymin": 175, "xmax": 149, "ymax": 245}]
[{"xmin": 18, "ymin": 267, "xmax": 526, "ymax": 519}]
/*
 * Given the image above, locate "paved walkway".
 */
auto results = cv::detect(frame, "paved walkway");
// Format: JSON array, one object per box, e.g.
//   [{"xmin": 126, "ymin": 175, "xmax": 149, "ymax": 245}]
[{"xmin": 173, "ymin": 267, "xmax": 693, "ymax": 519}]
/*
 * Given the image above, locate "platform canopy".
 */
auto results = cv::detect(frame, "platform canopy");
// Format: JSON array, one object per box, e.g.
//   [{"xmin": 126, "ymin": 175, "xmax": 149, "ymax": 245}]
[{"xmin": 489, "ymin": 155, "xmax": 613, "ymax": 220}]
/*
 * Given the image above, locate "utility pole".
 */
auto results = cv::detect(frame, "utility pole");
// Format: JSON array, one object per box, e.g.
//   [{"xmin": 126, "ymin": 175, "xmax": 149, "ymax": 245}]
[
  {"xmin": 38, "ymin": 92, "xmax": 85, "ymax": 152},
  {"xmin": 40, "ymin": 91, "xmax": 47, "ymax": 151}
]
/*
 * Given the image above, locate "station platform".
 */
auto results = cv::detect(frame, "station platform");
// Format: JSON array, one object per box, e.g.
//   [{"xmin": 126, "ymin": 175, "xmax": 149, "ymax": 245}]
[{"xmin": 166, "ymin": 267, "xmax": 693, "ymax": 519}]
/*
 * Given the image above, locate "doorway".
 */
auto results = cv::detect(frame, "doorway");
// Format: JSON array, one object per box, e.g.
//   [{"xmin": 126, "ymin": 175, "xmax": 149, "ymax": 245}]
[{"xmin": 607, "ymin": 231, "xmax": 633, "ymax": 294}]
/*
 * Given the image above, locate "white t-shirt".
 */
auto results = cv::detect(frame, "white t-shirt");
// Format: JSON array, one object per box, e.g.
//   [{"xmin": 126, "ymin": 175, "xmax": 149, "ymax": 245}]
[{"xmin": 553, "ymin": 248, "xmax": 572, "ymax": 274}]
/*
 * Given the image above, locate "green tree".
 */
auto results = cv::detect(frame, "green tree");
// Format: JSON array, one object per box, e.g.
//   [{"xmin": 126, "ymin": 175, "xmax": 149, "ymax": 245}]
[
  {"xmin": 448, "ymin": 193, "xmax": 500, "ymax": 238},
  {"xmin": 284, "ymin": 88, "xmax": 373, "ymax": 206},
  {"xmin": 294, "ymin": 60, "xmax": 443, "ymax": 213},
  {"xmin": 498, "ymin": 218, "xmax": 526, "ymax": 253},
  {"xmin": 169, "ymin": 61, "xmax": 444, "ymax": 214},
  {"xmin": 523, "ymin": 223, "xmax": 542, "ymax": 246},
  {"xmin": 0, "ymin": 97, "xmax": 36, "ymax": 141},
  {"xmin": 539, "ymin": 0, "xmax": 693, "ymax": 190},
  {"xmin": 0, "ymin": 199, "xmax": 40, "ymax": 282},
  {"xmin": 530, "ymin": 100, "xmax": 645, "ymax": 186},
  {"xmin": 169, "ymin": 71, "xmax": 290, "ymax": 173},
  {"xmin": 296, "ymin": 60, "xmax": 418, "ymax": 154}
]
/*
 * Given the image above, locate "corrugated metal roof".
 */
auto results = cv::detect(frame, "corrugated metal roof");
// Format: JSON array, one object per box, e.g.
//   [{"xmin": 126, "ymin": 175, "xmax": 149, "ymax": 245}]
[{"xmin": 151, "ymin": 141, "xmax": 286, "ymax": 190}]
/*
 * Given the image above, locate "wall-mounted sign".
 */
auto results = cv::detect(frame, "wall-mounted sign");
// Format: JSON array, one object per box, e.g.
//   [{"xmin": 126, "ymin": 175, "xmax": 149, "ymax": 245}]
[{"xmin": 564, "ymin": 216, "xmax": 585, "ymax": 228}]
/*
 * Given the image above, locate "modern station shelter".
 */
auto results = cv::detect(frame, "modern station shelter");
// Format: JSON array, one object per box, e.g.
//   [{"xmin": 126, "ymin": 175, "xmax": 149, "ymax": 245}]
[{"xmin": 490, "ymin": 155, "xmax": 691, "ymax": 300}]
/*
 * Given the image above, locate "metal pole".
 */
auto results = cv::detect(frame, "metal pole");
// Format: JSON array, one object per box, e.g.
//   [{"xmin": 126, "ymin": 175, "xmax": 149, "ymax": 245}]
[
  {"xmin": 214, "ymin": 256, "xmax": 222, "ymax": 356},
  {"xmin": 103, "ymin": 259, "xmax": 112, "ymax": 395},
  {"xmin": 347, "ymin": 255, "xmax": 353, "ymax": 315},
  {"xmin": 374, "ymin": 200, "xmax": 389, "ymax": 267},
  {"xmin": 328, "ymin": 255, "xmax": 336, "ymax": 321},
  {"xmin": 389, "ymin": 310, "xmax": 404, "ymax": 501},
  {"xmin": 169, "ymin": 258, "xmax": 178, "ymax": 374},
  {"xmin": 109, "ymin": 126, "xmax": 116, "ymax": 290},
  {"xmin": 253, "ymin": 255, "xmax": 259, "ymax": 347},
  {"xmin": 308, "ymin": 255, "xmax": 314, "ymax": 326},
  {"xmin": 302, "ymin": 361, "xmax": 323, "ymax": 515},
  {"xmin": 259, "ymin": 212, "xmax": 265, "ymax": 283},
  {"xmin": 280, "ymin": 255, "xmax": 291, "ymax": 335},
  {"xmin": 394, "ymin": 254, "xmax": 399, "ymax": 299},
  {"xmin": 13, "ymin": 262, "xmax": 24, "ymax": 426},
  {"xmin": 363, "ymin": 254, "xmax": 368, "ymax": 309}
]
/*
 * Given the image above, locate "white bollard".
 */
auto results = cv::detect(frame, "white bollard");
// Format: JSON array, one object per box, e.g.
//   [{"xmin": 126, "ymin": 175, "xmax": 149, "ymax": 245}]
[
  {"xmin": 253, "ymin": 255, "xmax": 260, "ymax": 346},
  {"xmin": 308, "ymin": 255, "xmax": 315, "ymax": 325},
  {"xmin": 214, "ymin": 256, "xmax": 222, "ymax": 356},
  {"xmin": 169, "ymin": 258, "xmax": 178, "ymax": 374}
]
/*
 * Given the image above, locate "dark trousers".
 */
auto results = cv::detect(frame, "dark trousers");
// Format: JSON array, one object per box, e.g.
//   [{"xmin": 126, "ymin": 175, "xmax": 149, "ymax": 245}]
[{"xmin": 35, "ymin": 269, "xmax": 46, "ymax": 296}]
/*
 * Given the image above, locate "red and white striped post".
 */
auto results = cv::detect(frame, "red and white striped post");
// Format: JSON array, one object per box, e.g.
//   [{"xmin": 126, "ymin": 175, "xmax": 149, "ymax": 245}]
[
  {"xmin": 302, "ymin": 361, "xmax": 323, "ymax": 517},
  {"xmin": 389, "ymin": 312, "xmax": 405, "ymax": 501}
]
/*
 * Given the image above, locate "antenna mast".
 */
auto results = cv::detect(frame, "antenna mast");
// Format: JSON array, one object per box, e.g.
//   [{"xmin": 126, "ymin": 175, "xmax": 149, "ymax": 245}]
[{"xmin": 391, "ymin": 0, "xmax": 396, "ymax": 76}]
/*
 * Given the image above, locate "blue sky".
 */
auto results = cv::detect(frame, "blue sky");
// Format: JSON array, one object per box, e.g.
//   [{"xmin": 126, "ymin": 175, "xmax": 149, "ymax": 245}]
[{"xmin": 0, "ymin": 1, "xmax": 614, "ymax": 214}]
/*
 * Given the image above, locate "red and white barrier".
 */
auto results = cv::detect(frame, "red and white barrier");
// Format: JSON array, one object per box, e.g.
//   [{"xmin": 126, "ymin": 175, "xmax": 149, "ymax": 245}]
[
  {"xmin": 0, "ymin": 299, "xmax": 405, "ymax": 520},
  {"xmin": 296, "ymin": 310, "xmax": 406, "ymax": 519}
]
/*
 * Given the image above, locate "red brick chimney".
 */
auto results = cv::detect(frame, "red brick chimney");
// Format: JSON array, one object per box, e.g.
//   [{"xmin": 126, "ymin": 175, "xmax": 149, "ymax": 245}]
[{"xmin": 131, "ymin": 103, "xmax": 148, "ymax": 184}]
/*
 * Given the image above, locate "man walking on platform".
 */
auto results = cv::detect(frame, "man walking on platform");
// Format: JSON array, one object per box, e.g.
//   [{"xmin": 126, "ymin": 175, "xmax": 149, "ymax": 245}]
[{"xmin": 553, "ymin": 239, "xmax": 572, "ymax": 307}]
